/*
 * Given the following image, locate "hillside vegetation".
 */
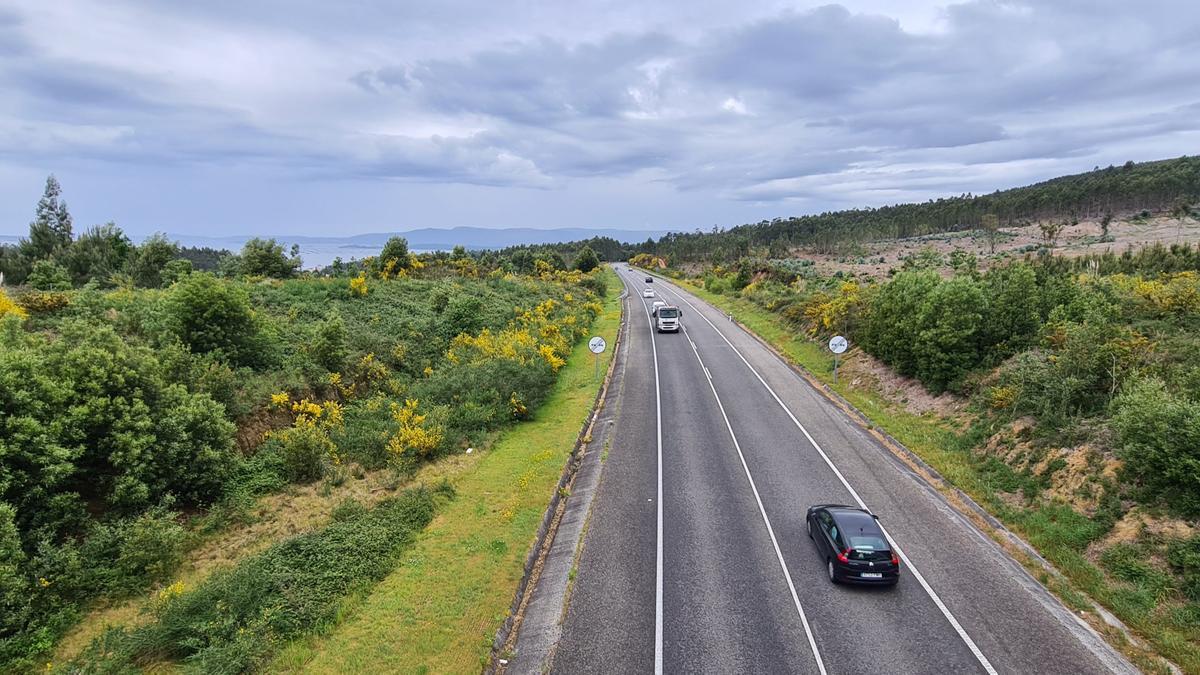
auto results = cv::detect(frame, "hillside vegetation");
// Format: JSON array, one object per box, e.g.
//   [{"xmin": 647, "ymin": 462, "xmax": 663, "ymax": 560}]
[{"xmin": 0, "ymin": 178, "xmax": 611, "ymax": 672}]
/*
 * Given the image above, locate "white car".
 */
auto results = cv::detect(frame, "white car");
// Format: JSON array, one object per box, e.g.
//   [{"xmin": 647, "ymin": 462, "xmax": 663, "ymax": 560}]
[{"xmin": 642, "ymin": 288, "xmax": 655, "ymax": 298}]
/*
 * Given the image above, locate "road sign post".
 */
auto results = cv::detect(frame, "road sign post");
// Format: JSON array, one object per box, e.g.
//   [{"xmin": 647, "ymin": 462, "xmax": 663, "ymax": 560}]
[
  {"xmin": 588, "ymin": 336, "xmax": 607, "ymax": 381},
  {"xmin": 828, "ymin": 335, "xmax": 848, "ymax": 383}
]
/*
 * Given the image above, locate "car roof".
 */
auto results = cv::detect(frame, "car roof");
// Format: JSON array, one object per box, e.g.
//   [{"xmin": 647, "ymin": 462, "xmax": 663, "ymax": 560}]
[{"xmin": 827, "ymin": 508, "xmax": 885, "ymax": 535}]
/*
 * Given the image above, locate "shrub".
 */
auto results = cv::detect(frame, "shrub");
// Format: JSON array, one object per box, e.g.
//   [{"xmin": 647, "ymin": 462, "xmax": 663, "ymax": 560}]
[
  {"xmin": 0, "ymin": 504, "xmax": 29, "ymax": 636},
  {"xmin": 577, "ymin": 272, "xmax": 607, "ymax": 297},
  {"xmin": 377, "ymin": 237, "xmax": 411, "ymax": 278},
  {"xmin": 1111, "ymin": 378, "xmax": 1200, "ymax": 516},
  {"xmin": 0, "ymin": 322, "xmax": 238, "ymax": 521},
  {"xmin": 1167, "ymin": 535, "xmax": 1200, "ymax": 601},
  {"xmin": 160, "ymin": 258, "xmax": 193, "ymax": 286},
  {"xmin": 858, "ymin": 270, "xmax": 939, "ymax": 377},
  {"xmin": 167, "ymin": 273, "xmax": 273, "ymax": 368},
  {"xmin": 236, "ymin": 238, "xmax": 300, "ymax": 278},
  {"xmin": 311, "ymin": 312, "xmax": 348, "ymax": 372},
  {"xmin": 274, "ymin": 425, "xmax": 333, "ymax": 484},
  {"xmin": 0, "ymin": 289, "xmax": 27, "ymax": 319},
  {"xmin": 15, "ymin": 290, "xmax": 70, "ymax": 314},
  {"xmin": 573, "ymin": 246, "xmax": 600, "ymax": 273},
  {"xmin": 26, "ymin": 259, "xmax": 72, "ymax": 290},
  {"xmin": 63, "ymin": 223, "xmax": 133, "ymax": 286},
  {"xmin": 128, "ymin": 234, "xmax": 180, "ymax": 287},
  {"xmin": 330, "ymin": 498, "xmax": 367, "ymax": 522},
  {"xmin": 79, "ymin": 508, "xmax": 187, "ymax": 596}
]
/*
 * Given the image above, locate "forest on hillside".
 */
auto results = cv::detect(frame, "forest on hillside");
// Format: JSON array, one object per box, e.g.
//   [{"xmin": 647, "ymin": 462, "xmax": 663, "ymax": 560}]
[{"xmin": 641, "ymin": 156, "xmax": 1200, "ymax": 262}]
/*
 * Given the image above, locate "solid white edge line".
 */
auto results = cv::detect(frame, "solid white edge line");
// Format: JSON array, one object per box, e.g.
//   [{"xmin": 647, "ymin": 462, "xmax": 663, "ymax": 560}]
[
  {"xmin": 681, "ymin": 325, "xmax": 829, "ymax": 675},
  {"xmin": 624, "ymin": 270, "xmax": 666, "ymax": 675},
  {"xmin": 656, "ymin": 279, "xmax": 999, "ymax": 675}
]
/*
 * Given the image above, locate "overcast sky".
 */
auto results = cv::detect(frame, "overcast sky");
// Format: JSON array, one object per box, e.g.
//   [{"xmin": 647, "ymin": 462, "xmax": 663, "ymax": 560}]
[{"xmin": 1, "ymin": 0, "xmax": 1198, "ymax": 239}]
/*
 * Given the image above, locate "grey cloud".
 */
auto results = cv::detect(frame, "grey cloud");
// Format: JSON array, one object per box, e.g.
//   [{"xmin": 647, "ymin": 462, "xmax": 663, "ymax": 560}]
[{"xmin": 2, "ymin": 0, "xmax": 1199, "ymax": 232}]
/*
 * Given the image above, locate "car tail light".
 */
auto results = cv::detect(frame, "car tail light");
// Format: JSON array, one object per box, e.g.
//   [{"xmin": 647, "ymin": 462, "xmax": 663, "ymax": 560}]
[
  {"xmin": 891, "ymin": 552, "xmax": 900, "ymax": 567},
  {"xmin": 837, "ymin": 548, "xmax": 851, "ymax": 564}
]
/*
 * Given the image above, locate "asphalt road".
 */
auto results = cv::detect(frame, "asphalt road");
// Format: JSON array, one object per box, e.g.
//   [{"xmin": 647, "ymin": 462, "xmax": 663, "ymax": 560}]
[{"xmin": 547, "ymin": 265, "xmax": 1132, "ymax": 675}]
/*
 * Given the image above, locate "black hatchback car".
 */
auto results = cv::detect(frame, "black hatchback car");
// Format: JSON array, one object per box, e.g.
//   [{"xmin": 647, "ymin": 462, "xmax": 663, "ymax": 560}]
[
  {"xmin": 645, "ymin": 276, "xmax": 653, "ymax": 283},
  {"xmin": 806, "ymin": 505, "xmax": 900, "ymax": 585}
]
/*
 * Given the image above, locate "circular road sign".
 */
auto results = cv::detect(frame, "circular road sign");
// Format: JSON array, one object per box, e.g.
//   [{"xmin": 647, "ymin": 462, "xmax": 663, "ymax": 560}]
[
  {"xmin": 828, "ymin": 335, "xmax": 848, "ymax": 355},
  {"xmin": 588, "ymin": 336, "xmax": 607, "ymax": 354}
]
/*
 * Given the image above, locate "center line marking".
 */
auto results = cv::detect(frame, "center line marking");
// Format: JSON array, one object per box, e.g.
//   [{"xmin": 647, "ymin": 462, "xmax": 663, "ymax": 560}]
[
  {"xmin": 681, "ymin": 322, "xmax": 828, "ymax": 675},
  {"xmin": 625, "ymin": 270, "xmax": 666, "ymax": 675},
  {"xmin": 654, "ymin": 277, "xmax": 998, "ymax": 675}
]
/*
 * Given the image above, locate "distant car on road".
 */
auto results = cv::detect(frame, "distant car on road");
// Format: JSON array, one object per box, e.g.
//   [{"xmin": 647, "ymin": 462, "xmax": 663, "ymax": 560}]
[
  {"xmin": 807, "ymin": 505, "xmax": 899, "ymax": 586},
  {"xmin": 642, "ymin": 288, "xmax": 655, "ymax": 298},
  {"xmin": 644, "ymin": 276, "xmax": 653, "ymax": 283}
]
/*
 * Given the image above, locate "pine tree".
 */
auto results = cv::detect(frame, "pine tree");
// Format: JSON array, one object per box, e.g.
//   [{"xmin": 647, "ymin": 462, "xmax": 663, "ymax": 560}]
[{"xmin": 22, "ymin": 175, "xmax": 74, "ymax": 261}]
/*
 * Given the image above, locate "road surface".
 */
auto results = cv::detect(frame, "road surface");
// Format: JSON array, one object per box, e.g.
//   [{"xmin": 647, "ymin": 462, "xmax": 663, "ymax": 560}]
[{"xmin": 534, "ymin": 265, "xmax": 1131, "ymax": 675}]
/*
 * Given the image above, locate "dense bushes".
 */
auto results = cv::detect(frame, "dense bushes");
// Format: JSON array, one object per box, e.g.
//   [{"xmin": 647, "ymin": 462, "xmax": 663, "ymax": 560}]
[
  {"xmin": 0, "ymin": 264, "xmax": 610, "ymax": 669},
  {"xmin": 1111, "ymin": 378, "xmax": 1200, "ymax": 516},
  {"xmin": 167, "ymin": 273, "xmax": 274, "ymax": 368},
  {"xmin": 685, "ymin": 253, "xmax": 1200, "ymax": 521},
  {"xmin": 0, "ymin": 319, "xmax": 237, "ymax": 525}
]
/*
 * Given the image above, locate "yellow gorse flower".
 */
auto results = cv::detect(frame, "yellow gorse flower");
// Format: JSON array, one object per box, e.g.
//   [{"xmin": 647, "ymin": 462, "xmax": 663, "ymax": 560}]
[
  {"xmin": 157, "ymin": 581, "xmax": 186, "ymax": 602},
  {"xmin": 387, "ymin": 398, "xmax": 443, "ymax": 458},
  {"xmin": 0, "ymin": 289, "xmax": 27, "ymax": 319}
]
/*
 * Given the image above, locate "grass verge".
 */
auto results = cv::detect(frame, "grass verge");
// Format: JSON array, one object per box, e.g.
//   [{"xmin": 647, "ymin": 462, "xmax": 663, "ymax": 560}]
[
  {"xmin": 266, "ymin": 268, "xmax": 622, "ymax": 674},
  {"xmin": 675, "ymin": 276, "xmax": 1197, "ymax": 673}
]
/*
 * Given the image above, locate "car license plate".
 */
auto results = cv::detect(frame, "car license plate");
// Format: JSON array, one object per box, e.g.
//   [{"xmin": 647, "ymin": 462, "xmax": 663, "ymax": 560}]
[{"xmin": 861, "ymin": 572, "xmax": 883, "ymax": 578}]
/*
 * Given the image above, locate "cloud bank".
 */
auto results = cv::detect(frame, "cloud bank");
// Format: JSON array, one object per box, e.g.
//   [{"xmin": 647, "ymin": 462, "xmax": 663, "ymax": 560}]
[{"xmin": 1, "ymin": 0, "xmax": 1197, "ymax": 235}]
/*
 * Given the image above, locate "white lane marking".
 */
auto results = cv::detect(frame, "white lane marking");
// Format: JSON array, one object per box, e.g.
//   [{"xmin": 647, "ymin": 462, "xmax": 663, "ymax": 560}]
[
  {"xmin": 655, "ymin": 280, "xmax": 999, "ymax": 675},
  {"xmin": 624, "ymin": 270, "xmax": 666, "ymax": 675},
  {"xmin": 680, "ymin": 325, "xmax": 829, "ymax": 675}
]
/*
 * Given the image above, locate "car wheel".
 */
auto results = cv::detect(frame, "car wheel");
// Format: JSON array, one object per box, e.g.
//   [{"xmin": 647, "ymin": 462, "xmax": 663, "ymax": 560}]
[{"xmin": 827, "ymin": 559, "xmax": 838, "ymax": 584}]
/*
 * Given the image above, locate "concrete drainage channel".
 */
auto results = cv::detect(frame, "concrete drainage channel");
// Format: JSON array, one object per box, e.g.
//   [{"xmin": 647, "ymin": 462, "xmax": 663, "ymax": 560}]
[{"xmin": 486, "ymin": 289, "xmax": 629, "ymax": 675}]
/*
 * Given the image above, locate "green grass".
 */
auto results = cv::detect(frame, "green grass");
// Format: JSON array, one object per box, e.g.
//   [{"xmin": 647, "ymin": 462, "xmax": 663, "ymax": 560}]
[
  {"xmin": 675, "ymin": 277, "xmax": 1200, "ymax": 673},
  {"xmin": 266, "ymin": 268, "xmax": 622, "ymax": 674}
]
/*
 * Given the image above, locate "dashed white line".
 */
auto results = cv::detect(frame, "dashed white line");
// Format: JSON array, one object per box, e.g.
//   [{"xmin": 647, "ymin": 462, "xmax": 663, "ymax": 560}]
[
  {"xmin": 654, "ymin": 279, "xmax": 999, "ymax": 675},
  {"xmin": 624, "ymin": 270, "xmax": 666, "ymax": 675},
  {"xmin": 680, "ymin": 326, "xmax": 828, "ymax": 675}
]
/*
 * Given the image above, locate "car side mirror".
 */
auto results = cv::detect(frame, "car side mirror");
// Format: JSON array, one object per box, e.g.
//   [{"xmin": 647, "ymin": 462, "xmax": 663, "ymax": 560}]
[{"xmin": 871, "ymin": 513, "xmax": 879, "ymax": 519}]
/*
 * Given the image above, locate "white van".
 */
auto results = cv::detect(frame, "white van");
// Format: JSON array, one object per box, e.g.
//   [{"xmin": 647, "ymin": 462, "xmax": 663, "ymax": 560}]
[{"xmin": 652, "ymin": 304, "xmax": 681, "ymax": 333}]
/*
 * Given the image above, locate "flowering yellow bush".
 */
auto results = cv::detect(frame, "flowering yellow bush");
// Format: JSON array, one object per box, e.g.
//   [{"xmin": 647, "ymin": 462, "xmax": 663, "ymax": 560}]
[
  {"xmin": 802, "ymin": 281, "xmax": 861, "ymax": 335},
  {"xmin": 538, "ymin": 344, "xmax": 566, "ymax": 371},
  {"xmin": 16, "ymin": 291, "xmax": 70, "ymax": 314},
  {"xmin": 271, "ymin": 392, "xmax": 290, "ymax": 406},
  {"xmin": 387, "ymin": 399, "xmax": 443, "ymax": 459},
  {"xmin": 157, "ymin": 581, "xmax": 186, "ymax": 603},
  {"xmin": 1113, "ymin": 271, "xmax": 1200, "ymax": 315},
  {"xmin": 0, "ymin": 289, "xmax": 27, "ymax": 319},
  {"xmin": 349, "ymin": 273, "xmax": 369, "ymax": 297}
]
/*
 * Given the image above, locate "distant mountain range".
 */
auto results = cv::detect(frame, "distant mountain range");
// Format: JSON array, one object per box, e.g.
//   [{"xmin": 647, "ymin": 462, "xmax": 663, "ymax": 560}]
[{"xmin": 167, "ymin": 226, "xmax": 670, "ymax": 252}]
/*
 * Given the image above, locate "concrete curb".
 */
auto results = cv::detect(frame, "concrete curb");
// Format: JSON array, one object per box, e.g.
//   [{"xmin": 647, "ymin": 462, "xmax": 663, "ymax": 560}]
[{"xmin": 484, "ymin": 287, "xmax": 628, "ymax": 674}]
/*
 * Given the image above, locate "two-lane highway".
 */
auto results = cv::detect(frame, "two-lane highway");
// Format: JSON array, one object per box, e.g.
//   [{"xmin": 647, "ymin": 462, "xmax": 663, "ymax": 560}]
[{"xmin": 544, "ymin": 266, "xmax": 1131, "ymax": 674}]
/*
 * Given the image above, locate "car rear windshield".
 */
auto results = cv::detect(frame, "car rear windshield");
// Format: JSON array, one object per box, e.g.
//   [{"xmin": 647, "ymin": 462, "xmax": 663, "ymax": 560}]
[
  {"xmin": 848, "ymin": 534, "xmax": 888, "ymax": 551},
  {"xmin": 658, "ymin": 308, "xmax": 679, "ymax": 318}
]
